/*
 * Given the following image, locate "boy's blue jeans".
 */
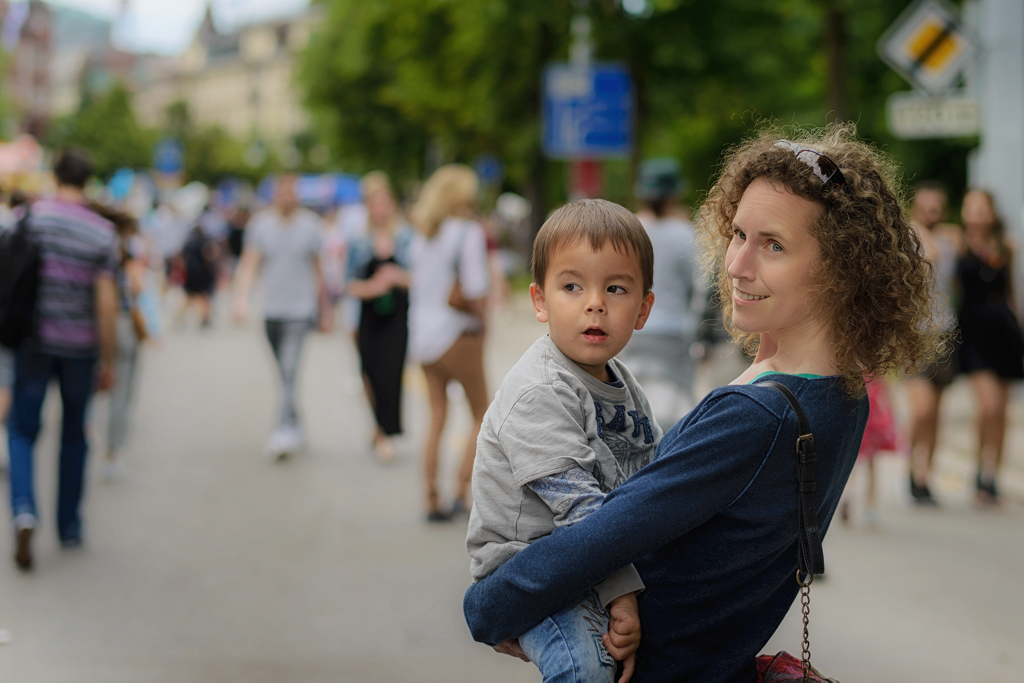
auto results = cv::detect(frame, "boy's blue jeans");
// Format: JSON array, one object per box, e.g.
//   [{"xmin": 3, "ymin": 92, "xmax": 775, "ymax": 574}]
[
  {"xmin": 7, "ymin": 350, "xmax": 96, "ymax": 542},
  {"xmin": 519, "ymin": 589, "xmax": 617, "ymax": 683}
]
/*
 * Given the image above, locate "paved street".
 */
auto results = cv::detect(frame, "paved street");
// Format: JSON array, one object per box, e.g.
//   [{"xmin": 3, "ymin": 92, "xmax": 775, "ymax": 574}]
[{"xmin": 1, "ymin": 292, "xmax": 1022, "ymax": 683}]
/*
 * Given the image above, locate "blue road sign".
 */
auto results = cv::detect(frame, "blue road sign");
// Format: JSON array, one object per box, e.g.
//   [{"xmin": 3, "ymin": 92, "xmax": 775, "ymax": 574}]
[
  {"xmin": 473, "ymin": 153, "xmax": 504, "ymax": 187},
  {"xmin": 542, "ymin": 63, "xmax": 634, "ymax": 159},
  {"xmin": 153, "ymin": 138, "xmax": 184, "ymax": 175}
]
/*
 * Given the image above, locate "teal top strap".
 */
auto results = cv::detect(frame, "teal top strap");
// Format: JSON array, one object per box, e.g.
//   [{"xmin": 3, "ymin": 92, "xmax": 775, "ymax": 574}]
[{"xmin": 752, "ymin": 371, "xmax": 824, "ymax": 383}]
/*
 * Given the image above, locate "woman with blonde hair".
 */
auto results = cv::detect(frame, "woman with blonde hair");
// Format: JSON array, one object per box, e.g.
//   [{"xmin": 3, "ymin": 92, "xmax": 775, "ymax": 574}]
[
  {"xmin": 346, "ymin": 172, "xmax": 414, "ymax": 463},
  {"xmin": 409, "ymin": 164, "xmax": 490, "ymax": 521},
  {"xmin": 465, "ymin": 124, "xmax": 942, "ymax": 681}
]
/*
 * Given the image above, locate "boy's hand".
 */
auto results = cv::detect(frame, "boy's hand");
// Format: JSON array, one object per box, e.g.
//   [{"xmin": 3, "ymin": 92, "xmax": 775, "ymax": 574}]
[
  {"xmin": 492, "ymin": 638, "xmax": 530, "ymax": 662},
  {"xmin": 603, "ymin": 592, "xmax": 641, "ymax": 683}
]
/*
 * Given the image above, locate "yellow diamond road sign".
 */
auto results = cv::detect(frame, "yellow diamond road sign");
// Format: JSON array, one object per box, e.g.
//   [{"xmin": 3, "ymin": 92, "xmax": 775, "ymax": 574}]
[{"xmin": 878, "ymin": 0, "xmax": 978, "ymax": 95}]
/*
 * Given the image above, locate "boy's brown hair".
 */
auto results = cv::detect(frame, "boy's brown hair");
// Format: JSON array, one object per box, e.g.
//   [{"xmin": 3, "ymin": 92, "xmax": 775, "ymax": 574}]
[{"xmin": 531, "ymin": 199, "xmax": 654, "ymax": 293}]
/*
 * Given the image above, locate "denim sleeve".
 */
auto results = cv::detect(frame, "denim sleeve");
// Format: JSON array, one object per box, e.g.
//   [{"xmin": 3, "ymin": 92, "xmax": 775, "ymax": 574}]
[
  {"xmin": 526, "ymin": 468, "xmax": 605, "ymax": 527},
  {"xmin": 463, "ymin": 391, "xmax": 783, "ymax": 645}
]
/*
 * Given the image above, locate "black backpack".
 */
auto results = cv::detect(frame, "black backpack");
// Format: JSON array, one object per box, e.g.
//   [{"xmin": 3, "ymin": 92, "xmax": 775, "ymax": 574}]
[{"xmin": 0, "ymin": 208, "xmax": 40, "ymax": 349}]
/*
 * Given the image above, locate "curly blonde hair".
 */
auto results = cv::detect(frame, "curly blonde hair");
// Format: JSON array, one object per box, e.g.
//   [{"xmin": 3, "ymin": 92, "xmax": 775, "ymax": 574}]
[{"xmin": 696, "ymin": 122, "xmax": 944, "ymax": 394}]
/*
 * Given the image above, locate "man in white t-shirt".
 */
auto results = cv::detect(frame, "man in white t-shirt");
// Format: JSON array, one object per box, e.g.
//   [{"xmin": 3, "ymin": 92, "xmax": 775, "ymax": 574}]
[{"xmin": 233, "ymin": 175, "xmax": 327, "ymax": 459}]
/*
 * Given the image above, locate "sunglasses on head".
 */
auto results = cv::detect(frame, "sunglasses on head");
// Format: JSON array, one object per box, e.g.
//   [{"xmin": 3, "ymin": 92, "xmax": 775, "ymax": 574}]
[{"xmin": 773, "ymin": 140, "xmax": 847, "ymax": 189}]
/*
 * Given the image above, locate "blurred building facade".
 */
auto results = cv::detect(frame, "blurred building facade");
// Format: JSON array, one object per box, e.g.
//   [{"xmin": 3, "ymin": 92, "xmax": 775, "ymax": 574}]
[
  {"xmin": 2, "ymin": 0, "xmax": 52, "ymax": 138},
  {"xmin": 133, "ymin": 5, "xmax": 317, "ymax": 146},
  {"xmin": 1, "ymin": 0, "xmax": 139, "ymax": 136}
]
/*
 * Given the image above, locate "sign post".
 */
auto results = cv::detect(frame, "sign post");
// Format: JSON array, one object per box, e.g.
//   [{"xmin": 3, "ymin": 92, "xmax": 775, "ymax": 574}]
[
  {"xmin": 886, "ymin": 91, "xmax": 979, "ymax": 139},
  {"xmin": 542, "ymin": 11, "xmax": 634, "ymax": 199},
  {"xmin": 542, "ymin": 63, "xmax": 634, "ymax": 198},
  {"xmin": 542, "ymin": 63, "xmax": 634, "ymax": 161},
  {"xmin": 878, "ymin": 0, "xmax": 981, "ymax": 141},
  {"xmin": 966, "ymin": 0, "xmax": 1024, "ymax": 315},
  {"xmin": 877, "ymin": 0, "xmax": 978, "ymax": 95}
]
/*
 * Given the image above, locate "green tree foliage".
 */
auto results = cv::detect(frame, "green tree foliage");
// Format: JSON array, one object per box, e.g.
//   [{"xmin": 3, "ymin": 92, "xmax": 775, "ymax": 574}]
[
  {"xmin": 299, "ymin": 0, "xmax": 974, "ymax": 213},
  {"xmin": 47, "ymin": 83, "xmax": 156, "ymax": 179},
  {"xmin": 160, "ymin": 100, "xmax": 271, "ymax": 185}
]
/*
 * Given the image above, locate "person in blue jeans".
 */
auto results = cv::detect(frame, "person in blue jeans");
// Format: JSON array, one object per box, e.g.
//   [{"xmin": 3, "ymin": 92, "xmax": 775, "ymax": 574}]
[
  {"xmin": 464, "ymin": 125, "xmax": 945, "ymax": 682},
  {"xmin": 8, "ymin": 147, "xmax": 119, "ymax": 571},
  {"xmin": 467, "ymin": 199, "xmax": 661, "ymax": 683}
]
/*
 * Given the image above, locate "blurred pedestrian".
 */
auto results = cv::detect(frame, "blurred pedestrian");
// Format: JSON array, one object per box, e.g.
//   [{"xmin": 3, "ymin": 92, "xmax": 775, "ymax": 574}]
[
  {"xmin": 843, "ymin": 376, "xmax": 902, "ymax": 528},
  {"xmin": 619, "ymin": 158, "xmax": 701, "ymax": 426},
  {"xmin": 905, "ymin": 181, "xmax": 961, "ymax": 505},
  {"xmin": 346, "ymin": 172, "xmax": 414, "ymax": 463},
  {"xmin": 0, "ymin": 345, "xmax": 10, "ymax": 469},
  {"xmin": 408, "ymin": 164, "xmax": 490, "ymax": 521},
  {"xmin": 89, "ymin": 204, "xmax": 148, "ymax": 482},
  {"xmin": 0, "ymin": 191, "xmax": 28, "ymax": 472},
  {"xmin": 956, "ymin": 189, "xmax": 1024, "ymax": 506},
  {"xmin": 233, "ymin": 175, "xmax": 328, "ymax": 460},
  {"xmin": 180, "ymin": 222, "xmax": 219, "ymax": 328},
  {"xmin": 226, "ymin": 204, "xmax": 250, "ymax": 268},
  {"xmin": 7, "ymin": 147, "xmax": 118, "ymax": 570}
]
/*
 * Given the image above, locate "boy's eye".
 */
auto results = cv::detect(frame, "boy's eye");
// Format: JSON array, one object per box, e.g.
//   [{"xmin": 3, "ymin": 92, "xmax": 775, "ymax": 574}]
[
  {"xmin": 563, "ymin": 283, "xmax": 582, "ymax": 292},
  {"xmin": 769, "ymin": 243, "xmax": 783, "ymax": 253},
  {"xmin": 607, "ymin": 285, "xmax": 627, "ymax": 294},
  {"xmin": 733, "ymin": 228, "xmax": 746, "ymax": 240}
]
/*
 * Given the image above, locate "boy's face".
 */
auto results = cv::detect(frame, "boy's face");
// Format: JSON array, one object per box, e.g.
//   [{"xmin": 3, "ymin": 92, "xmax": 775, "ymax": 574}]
[{"xmin": 531, "ymin": 239, "xmax": 654, "ymax": 383}]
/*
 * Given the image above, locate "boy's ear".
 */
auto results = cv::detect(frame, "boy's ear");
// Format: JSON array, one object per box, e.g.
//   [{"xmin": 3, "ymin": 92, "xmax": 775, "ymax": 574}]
[
  {"xmin": 633, "ymin": 291, "xmax": 655, "ymax": 331},
  {"xmin": 530, "ymin": 283, "xmax": 549, "ymax": 323}
]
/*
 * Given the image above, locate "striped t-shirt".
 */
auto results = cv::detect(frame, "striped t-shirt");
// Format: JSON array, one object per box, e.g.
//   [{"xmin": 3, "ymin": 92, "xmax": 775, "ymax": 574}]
[{"xmin": 30, "ymin": 199, "xmax": 117, "ymax": 357}]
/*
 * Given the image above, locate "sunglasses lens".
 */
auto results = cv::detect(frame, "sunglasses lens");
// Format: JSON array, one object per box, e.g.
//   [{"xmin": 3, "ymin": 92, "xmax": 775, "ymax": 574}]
[
  {"xmin": 818, "ymin": 157, "xmax": 846, "ymax": 186},
  {"xmin": 778, "ymin": 142, "xmax": 845, "ymax": 188}
]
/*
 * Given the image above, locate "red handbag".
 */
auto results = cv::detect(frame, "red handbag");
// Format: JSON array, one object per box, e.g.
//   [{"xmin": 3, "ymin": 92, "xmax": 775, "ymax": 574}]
[
  {"xmin": 757, "ymin": 651, "xmax": 838, "ymax": 683},
  {"xmin": 755, "ymin": 382, "xmax": 840, "ymax": 683}
]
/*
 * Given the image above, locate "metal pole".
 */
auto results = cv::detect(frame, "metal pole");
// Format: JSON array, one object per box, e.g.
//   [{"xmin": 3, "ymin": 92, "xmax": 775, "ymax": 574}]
[{"xmin": 966, "ymin": 0, "xmax": 1024, "ymax": 313}]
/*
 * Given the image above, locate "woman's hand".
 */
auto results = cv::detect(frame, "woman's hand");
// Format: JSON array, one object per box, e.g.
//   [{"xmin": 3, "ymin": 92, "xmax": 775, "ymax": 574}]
[
  {"xmin": 604, "ymin": 592, "xmax": 641, "ymax": 683},
  {"xmin": 492, "ymin": 638, "xmax": 530, "ymax": 662}
]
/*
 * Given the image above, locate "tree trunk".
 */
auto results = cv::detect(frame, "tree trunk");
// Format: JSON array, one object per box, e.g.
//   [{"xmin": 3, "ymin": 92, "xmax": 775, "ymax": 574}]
[{"xmin": 823, "ymin": 2, "xmax": 849, "ymax": 123}]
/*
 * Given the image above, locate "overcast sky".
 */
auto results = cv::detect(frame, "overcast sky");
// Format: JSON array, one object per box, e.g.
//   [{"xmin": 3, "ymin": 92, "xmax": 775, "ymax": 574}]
[{"xmin": 46, "ymin": 0, "xmax": 309, "ymax": 54}]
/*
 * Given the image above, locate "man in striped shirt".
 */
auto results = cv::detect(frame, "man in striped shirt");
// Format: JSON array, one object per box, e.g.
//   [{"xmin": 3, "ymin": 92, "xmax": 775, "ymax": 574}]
[{"xmin": 8, "ymin": 147, "xmax": 118, "ymax": 571}]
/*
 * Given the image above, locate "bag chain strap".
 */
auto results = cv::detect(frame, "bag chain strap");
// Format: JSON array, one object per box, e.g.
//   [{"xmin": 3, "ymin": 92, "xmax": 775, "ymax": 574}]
[
  {"xmin": 800, "ymin": 577, "xmax": 812, "ymax": 681},
  {"xmin": 761, "ymin": 381, "xmax": 824, "ymax": 683}
]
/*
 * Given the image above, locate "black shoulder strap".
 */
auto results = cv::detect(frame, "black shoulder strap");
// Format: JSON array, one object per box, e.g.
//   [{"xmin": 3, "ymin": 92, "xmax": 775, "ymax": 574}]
[{"xmin": 760, "ymin": 380, "xmax": 825, "ymax": 576}]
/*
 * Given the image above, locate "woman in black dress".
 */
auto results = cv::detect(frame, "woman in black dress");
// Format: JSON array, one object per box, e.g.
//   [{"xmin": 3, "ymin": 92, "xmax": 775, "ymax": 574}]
[
  {"xmin": 346, "ymin": 173, "xmax": 414, "ymax": 463},
  {"xmin": 181, "ymin": 223, "xmax": 218, "ymax": 327},
  {"xmin": 957, "ymin": 189, "xmax": 1024, "ymax": 506}
]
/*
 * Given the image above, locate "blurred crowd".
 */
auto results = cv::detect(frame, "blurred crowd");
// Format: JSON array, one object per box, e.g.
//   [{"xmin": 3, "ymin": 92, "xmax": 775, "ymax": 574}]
[{"xmin": 0, "ymin": 145, "xmax": 1021, "ymax": 572}]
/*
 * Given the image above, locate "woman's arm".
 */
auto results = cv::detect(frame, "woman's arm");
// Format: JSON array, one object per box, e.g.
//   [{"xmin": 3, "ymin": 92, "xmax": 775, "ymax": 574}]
[
  {"xmin": 464, "ymin": 391, "xmax": 782, "ymax": 644},
  {"xmin": 346, "ymin": 274, "xmax": 390, "ymax": 300}
]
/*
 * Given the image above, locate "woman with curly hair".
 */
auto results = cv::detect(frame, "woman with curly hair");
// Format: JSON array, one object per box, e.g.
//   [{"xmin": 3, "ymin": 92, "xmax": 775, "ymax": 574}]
[
  {"xmin": 463, "ymin": 123, "xmax": 942, "ymax": 683},
  {"xmin": 956, "ymin": 189, "xmax": 1024, "ymax": 506}
]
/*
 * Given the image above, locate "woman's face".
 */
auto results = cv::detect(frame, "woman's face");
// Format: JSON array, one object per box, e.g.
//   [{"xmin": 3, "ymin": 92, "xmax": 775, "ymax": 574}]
[
  {"xmin": 961, "ymin": 191, "xmax": 995, "ymax": 231},
  {"xmin": 366, "ymin": 188, "xmax": 396, "ymax": 227},
  {"xmin": 725, "ymin": 178, "xmax": 823, "ymax": 337}
]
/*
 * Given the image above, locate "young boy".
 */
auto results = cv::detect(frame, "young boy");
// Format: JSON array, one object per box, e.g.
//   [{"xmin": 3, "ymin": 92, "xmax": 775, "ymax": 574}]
[{"xmin": 467, "ymin": 199, "xmax": 661, "ymax": 682}]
